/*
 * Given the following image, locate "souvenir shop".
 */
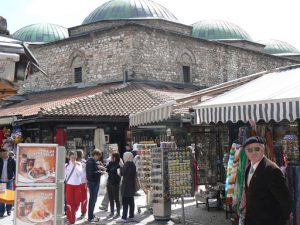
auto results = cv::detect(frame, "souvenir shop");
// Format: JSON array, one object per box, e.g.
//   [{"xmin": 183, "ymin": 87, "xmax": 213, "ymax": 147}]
[
  {"xmin": 0, "ymin": 119, "xmax": 130, "ymax": 157},
  {"xmin": 193, "ymin": 66, "xmax": 300, "ymax": 225}
]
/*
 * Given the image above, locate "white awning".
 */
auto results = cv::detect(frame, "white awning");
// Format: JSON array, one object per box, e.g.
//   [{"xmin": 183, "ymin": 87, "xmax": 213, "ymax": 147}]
[
  {"xmin": 129, "ymin": 101, "xmax": 175, "ymax": 127},
  {"xmin": 194, "ymin": 66, "xmax": 300, "ymax": 124},
  {"xmin": 0, "ymin": 117, "xmax": 15, "ymax": 125}
]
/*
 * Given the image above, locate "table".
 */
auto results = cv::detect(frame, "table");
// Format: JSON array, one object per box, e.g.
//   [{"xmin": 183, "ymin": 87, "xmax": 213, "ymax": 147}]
[{"xmin": 0, "ymin": 190, "xmax": 15, "ymax": 205}]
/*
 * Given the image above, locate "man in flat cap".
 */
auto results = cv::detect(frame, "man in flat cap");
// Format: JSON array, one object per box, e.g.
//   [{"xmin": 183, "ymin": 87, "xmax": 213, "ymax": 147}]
[
  {"xmin": 243, "ymin": 136, "xmax": 292, "ymax": 225},
  {"xmin": 0, "ymin": 148, "xmax": 16, "ymax": 217}
]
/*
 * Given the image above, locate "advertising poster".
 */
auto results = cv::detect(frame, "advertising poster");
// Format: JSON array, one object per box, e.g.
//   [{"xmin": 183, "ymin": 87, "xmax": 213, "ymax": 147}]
[
  {"xmin": 15, "ymin": 188, "xmax": 56, "ymax": 225},
  {"xmin": 17, "ymin": 144, "xmax": 57, "ymax": 185}
]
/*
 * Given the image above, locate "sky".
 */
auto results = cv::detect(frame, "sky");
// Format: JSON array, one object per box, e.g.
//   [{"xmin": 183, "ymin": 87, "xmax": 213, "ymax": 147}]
[{"xmin": 1, "ymin": 0, "xmax": 300, "ymax": 50}]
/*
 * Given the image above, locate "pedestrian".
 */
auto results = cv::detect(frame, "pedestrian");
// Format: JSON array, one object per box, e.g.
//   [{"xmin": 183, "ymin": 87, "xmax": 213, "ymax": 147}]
[
  {"xmin": 86, "ymin": 149, "xmax": 104, "ymax": 222},
  {"xmin": 99, "ymin": 149, "xmax": 124, "ymax": 211},
  {"xmin": 0, "ymin": 148, "xmax": 16, "ymax": 217},
  {"xmin": 106, "ymin": 152, "xmax": 121, "ymax": 218},
  {"xmin": 116, "ymin": 152, "xmax": 136, "ymax": 223},
  {"xmin": 65, "ymin": 151, "xmax": 83, "ymax": 225},
  {"xmin": 243, "ymin": 136, "xmax": 292, "ymax": 225},
  {"xmin": 76, "ymin": 149, "xmax": 87, "ymax": 219}
]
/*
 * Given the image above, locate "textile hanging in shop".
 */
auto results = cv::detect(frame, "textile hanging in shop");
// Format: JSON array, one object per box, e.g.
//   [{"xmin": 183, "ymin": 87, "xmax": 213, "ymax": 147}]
[
  {"xmin": 56, "ymin": 128, "xmax": 66, "ymax": 146},
  {"xmin": 0, "ymin": 128, "xmax": 4, "ymax": 147},
  {"xmin": 94, "ymin": 128, "xmax": 105, "ymax": 151},
  {"xmin": 225, "ymin": 143, "xmax": 241, "ymax": 200},
  {"xmin": 287, "ymin": 165, "xmax": 300, "ymax": 225},
  {"xmin": 236, "ymin": 147, "xmax": 248, "ymax": 212}
]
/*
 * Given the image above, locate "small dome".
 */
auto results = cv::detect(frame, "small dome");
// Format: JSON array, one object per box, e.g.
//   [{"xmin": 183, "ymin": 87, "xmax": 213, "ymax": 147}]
[
  {"xmin": 82, "ymin": 0, "xmax": 177, "ymax": 25},
  {"xmin": 192, "ymin": 20, "xmax": 252, "ymax": 41},
  {"xmin": 12, "ymin": 23, "xmax": 68, "ymax": 43},
  {"xmin": 257, "ymin": 39, "xmax": 300, "ymax": 55}
]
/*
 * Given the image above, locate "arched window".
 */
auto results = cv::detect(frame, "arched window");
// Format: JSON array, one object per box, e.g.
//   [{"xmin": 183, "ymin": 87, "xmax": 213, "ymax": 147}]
[
  {"xmin": 69, "ymin": 50, "xmax": 86, "ymax": 84},
  {"xmin": 177, "ymin": 49, "xmax": 196, "ymax": 84}
]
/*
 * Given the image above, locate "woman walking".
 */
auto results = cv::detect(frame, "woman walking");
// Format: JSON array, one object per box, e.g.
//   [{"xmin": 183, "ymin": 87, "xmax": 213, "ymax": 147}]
[
  {"xmin": 76, "ymin": 149, "xmax": 87, "ymax": 219},
  {"xmin": 106, "ymin": 153, "xmax": 121, "ymax": 218},
  {"xmin": 117, "ymin": 152, "xmax": 136, "ymax": 223},
  {"xmin": 65, "ymin": 151, "xmax": 83, "ymax": 225}
]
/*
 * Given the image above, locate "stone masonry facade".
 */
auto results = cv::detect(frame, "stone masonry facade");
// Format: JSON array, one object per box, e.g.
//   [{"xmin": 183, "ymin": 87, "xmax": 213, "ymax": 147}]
[{"xmin": 22, "ymin": 21, "xmax": 297, "ymax": 93}]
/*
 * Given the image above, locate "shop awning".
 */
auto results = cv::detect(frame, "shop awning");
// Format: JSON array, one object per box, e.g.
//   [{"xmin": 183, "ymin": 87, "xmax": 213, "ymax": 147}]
[
  {"xmin": 0, "ymin": 116, "xmax": 15, "ymax": 125},
  {"xmin": 129, "ymin": 101, "xmax": 175, "ymax": 127},
  {"xmin": 194, "ymin": 66, "xmax": 300, "ymax": 124}
]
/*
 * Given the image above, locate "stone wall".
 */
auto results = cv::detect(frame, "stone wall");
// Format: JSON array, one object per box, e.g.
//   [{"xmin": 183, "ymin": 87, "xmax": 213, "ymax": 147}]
[
  {"xmin": 22, "ymin": 23, "xmax": 297, "ymax": 93},
  {"xmin": 130, "ymin": 26, "xmax": 297, "ymax": 86},
  {"xmin": 23, "ymin": 27, "xmax": 134, "ymax": 92}
]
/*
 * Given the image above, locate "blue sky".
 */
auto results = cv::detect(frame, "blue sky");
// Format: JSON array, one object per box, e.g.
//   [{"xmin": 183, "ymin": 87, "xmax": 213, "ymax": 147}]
[{"xmin": 2, "ymin": 0, "xmax": 300, "ymax": 50}]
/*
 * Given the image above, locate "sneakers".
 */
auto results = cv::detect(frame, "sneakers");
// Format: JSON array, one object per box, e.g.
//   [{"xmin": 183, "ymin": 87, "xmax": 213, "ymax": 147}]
[
  {"xmin": 106, "ymin": 213, "xmax": 114, "ymax": 218},
  {"xmin": 78, "ymin": 213, "xmax": 86, "ymax": 219},
  {"xmin": 113, "ymin": 213, "xmax": 120, "ymax": 219},
  {"xmin": 99, "ymin": 206, "xmax": 108, "ymax": 211},
  {"xmin": 88, "ymin": 216, "xmax": 100, "ymax": 222},
  {"xmin": 116, "ymin": 218, "xmax": 127, "ymax": 223}
]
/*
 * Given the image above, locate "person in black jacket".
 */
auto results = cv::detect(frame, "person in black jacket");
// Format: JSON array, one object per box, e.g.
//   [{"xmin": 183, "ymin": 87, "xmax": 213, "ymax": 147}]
[
  {"xmin": 86, "ymin": 149, "xmax": 104, "ymax": 222},
  {"xmin": 106, "ymin": 153, "xmax": 121, "ymax": 218},
  {"xmin": 116, "ymin": 152, "xmax": 136, "ymax": 223},
  {"xmin": 0, "ymin": 148, "xmax": 16, "ymax": 217},
  {"xmin": 243, "ymin": 136, "xmax": 292, "ymax": 225}
]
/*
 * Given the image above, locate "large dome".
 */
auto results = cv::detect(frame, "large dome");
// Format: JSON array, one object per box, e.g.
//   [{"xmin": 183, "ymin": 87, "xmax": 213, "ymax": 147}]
[
  {"xmin": 12, "ymin": 23, "xmax": 68, "ymax": 43},
  {"xmin": 192, "ymin": 20, "xmax": 252, "ymax": 41},
  {"xmin": 82, "ymin": 0, "xmax": 177, "ymax": 25},
  {"xmin": 257, "ymin": 39, "xmax": 300, "ymax": 55}
]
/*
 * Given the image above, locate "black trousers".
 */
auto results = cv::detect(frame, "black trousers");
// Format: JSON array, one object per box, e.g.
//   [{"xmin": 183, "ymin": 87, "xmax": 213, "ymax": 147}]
[
  {"xmin": 107, "ymin": 182, "xmax": 120, "ymax": 214},
  {"xmin": 122, "ymin": 196, "xmax": 135, "ymax": 219}
]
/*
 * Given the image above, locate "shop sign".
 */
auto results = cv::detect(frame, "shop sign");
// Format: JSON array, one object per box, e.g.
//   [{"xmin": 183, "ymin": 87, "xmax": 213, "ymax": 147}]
[
  {"xmin": 16, "ymin": 144, "xmax": 58, "ymax": 186},
  {"xmin": 14, "ymin": 187, "xmax": 56, "ymax": 225}
]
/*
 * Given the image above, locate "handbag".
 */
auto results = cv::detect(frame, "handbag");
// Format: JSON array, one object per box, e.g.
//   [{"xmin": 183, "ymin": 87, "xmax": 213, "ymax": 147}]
[{"xmin": 134, "ymin": 175, "xmax": 141, "ymax": 192}]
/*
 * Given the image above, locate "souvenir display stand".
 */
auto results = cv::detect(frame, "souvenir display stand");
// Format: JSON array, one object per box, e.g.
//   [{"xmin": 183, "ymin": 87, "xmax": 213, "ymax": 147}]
[
  {"xmin": 151, "ymin": 146, "xmax": 171, "ymax": 220},
  {"xmin": 14, "ymin": 143, "xmax": 66, "ymax": 225},
  {"xmin": 136, "ymin": 142, "xmax": 157, "ymax": 213},
  {"xmin": 149, "ymin": 142, "xmax": 194, "ymax": 224}
]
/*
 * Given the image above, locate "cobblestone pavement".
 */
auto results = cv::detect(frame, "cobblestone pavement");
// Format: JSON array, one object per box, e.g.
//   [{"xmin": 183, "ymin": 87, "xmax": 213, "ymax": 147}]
[{"xmin": 0, "ymin": 191, "xmax": 231, "ymax": 225}]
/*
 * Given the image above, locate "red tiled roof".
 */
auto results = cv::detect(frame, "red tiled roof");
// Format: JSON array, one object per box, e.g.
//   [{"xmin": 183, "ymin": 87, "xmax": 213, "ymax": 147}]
[
  {"xmin": 0, "ymin": 82, "xmax": 193, "ymax": 119},
  {"xmin": 44, "ymin": 83, "xmax": 190, "ymax": 117}
]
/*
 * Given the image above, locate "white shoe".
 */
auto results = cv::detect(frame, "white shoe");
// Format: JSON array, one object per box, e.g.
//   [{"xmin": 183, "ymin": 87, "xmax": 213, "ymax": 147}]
[{"xmin": 116, "ymin": 218, "xmax": 127, "ymax": 223}]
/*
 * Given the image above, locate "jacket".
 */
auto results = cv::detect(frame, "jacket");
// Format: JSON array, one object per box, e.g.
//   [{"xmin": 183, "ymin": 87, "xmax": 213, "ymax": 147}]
[
  {"xmin": 86, "ymin": 157, "xmax": 101, "ymax": 183},
  {"xmin": 244, "ymin": 157, "xmax": 292, "ymax": 225},
  {"xmin": 106, "ymin": 161, "xmax": 121, "ymax": 186},
  {"xmin": 121, "ymin": 161, "xmax": 136, "ymax": 197},
  {"xmin": 0, "ymin": 157, "xmax": 16, "ymax": 181}
]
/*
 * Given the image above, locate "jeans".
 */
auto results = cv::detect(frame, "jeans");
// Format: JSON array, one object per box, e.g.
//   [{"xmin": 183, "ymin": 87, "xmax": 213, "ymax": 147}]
[
  {"xmin": 122, "ymin": 197, "xmax": 135, "ymax": 220},
  {"xmin": 0, "ymin": 180, "xmax": 13, "ymax": 216},
  {"xmin": 107, "ymin": 183, "xmax": 120, "ymax": 215},
  {"xmin": 88, "ymin": 181, "xmax": 100, "ymax": 221}
]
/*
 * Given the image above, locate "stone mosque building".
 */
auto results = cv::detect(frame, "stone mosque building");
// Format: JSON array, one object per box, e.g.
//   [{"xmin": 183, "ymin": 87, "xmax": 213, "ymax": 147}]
[
  {"xmin": 0, "ymin": 0, "xmax": 300, "ymax": 150},
  {"xmin": 10, "ymin": 0, "xmax": 300, "ymax": 93}
]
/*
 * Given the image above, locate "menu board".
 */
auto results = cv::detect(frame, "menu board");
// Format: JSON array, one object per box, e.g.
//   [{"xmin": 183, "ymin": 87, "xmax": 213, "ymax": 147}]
[
  {"xmin": 14, "ymin": 187, "xmax": 56, "ymax": 225},
  {"xmin": 16, "ymin": 144, "xmax": 58, "ymax": 186}
]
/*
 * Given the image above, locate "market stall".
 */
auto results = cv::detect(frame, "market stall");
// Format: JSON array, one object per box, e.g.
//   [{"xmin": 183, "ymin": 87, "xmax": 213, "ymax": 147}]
[{"xmin": 193, "ymin": 65, "xmax": 300, "ymax": 225}]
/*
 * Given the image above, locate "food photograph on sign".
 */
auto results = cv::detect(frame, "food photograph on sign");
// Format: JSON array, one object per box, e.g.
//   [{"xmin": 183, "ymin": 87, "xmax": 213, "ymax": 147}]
[
  {"xmin": 15, "ymin": 189, "xmax": 55, "ymax": 225},
  {"xmin": 17, "ymin": 145, "xmax": 57, "ymax": 184}
]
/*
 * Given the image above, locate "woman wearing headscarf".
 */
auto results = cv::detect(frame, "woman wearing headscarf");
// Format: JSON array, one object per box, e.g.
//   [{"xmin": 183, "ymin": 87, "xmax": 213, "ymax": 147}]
[{"xmin": 116, "ymin": 152, "xmax": 136, "ymax": 223}]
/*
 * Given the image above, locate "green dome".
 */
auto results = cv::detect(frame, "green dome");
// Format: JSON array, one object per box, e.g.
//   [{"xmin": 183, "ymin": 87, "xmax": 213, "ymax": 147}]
[
  {"xmin": 82, "ymin": 0, "xmax": 177, "ymax": 24},
  {"xmin": 12, "ymin": 23, "xmax": 68, "ymax": 43},
  {"xmin": 257, "ymin": 39, "xmax": 300, "ymax": 55},
  {"xmin": 192, "ymin": 20, "xmax": 252, "ymax": 41}
]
